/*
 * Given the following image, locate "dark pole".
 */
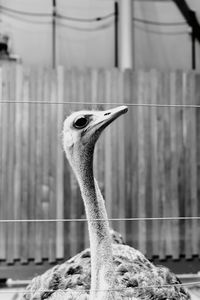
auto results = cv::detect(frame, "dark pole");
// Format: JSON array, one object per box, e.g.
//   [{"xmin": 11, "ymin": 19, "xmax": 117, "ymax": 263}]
[
  {"xmin": 114, "ymin": 1, "xmax": 118, "ymax": 68},
  {"xmin": 191, "ymin": 27, "xmax": 196, "ymax": 70},
  {"xmin": 52, "ymin": 0, "xmax": 56, "ymax": 68}
]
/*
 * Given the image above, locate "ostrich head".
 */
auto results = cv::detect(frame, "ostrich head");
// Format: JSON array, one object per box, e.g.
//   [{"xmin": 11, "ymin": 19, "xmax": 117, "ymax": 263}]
[{"xmin": 62, "ymin": 106, "xmax": 128, "ymax": 173}]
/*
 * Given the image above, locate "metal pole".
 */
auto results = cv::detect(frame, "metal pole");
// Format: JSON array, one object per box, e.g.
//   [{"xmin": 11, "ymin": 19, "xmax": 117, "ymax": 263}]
[
  {"xmin": 191, "ymin": 27, "xmax": 196, "ymax": 70},
  {"xmin": 118, "ymin": 0, "xmax": 134, "ymax": 70},
  {"xmin": 114, "ymin": 2, "xmax": 118, "ymax": 68},
  {"xmin": 52, "ymin": 0, "xmax": 56, "ymax": 68}
]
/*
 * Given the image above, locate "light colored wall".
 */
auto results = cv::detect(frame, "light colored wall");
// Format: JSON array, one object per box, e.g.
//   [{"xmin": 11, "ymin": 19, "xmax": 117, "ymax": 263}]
[{"xmin": 0, "ymin": 0, "xmax": 199, "ymax": 70}]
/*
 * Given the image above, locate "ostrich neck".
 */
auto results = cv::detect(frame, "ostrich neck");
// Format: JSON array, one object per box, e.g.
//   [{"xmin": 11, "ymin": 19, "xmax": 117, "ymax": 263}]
[{"xmin": 73, "ymin": 150, "xmax": 115, "ymax": 299}]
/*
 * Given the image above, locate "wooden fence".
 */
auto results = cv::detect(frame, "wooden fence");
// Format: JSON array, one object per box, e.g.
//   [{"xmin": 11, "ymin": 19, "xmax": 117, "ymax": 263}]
[{"xmin": 0, "ymin": 65, "xmax": 200, "ymax": 268}]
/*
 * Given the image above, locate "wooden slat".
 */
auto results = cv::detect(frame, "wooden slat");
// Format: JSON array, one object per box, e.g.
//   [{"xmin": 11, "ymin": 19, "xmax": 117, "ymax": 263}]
[
  {"xmin": 6, "ymin": 67, "xmax": 15, "ymax": 264},
  {"xmin": 163, "ymin": 73, "xmax": 172, "ymax": 257},
  {"xmin": 195, "ymin": 74, "xmax": 200, "ymax": 254},
  {"xmin": 188, "ymin": 73, "xmax": 198, "ymax": 255},
  {"xmin": 0, "ymin": 67, "xmax": 8, "ymax": 261},
  {"xmin": 150, "ymin": 70, "xmax": 159, "ymax": 257},
  {"xmin": 178, "ymin": 73, "xmax": 185, "ymax": 255},
  {"xmin": 28, "ymin": 69, "xmax": 36, "ymax": 259},
  {"xmin": 169, "ymin": 72, "xmax": 180, "ymax": 259},
  {"xmin": 20, "ymin": 68, "xmax": 30, "ymax": 263},
  {"xmin": 13, "ymin": 66, "xmax": 23, "ymax": 260},
  {"xmin": 0, "ymin": 67, "xmax": 4, "ymax": 259},
  {"xmin": 35, "ymin": 69, "xmax": 44, "ymax": 263},
  {"xmin": 182, "ymin": 72, "xmax": 192, "ymax": 259},
  {"xmin": 48, "ymin": 70, "xmax": 57, "ymax": 263},
  {"xmin": 131, "ymin": 71, "xmax": 139, "ymax": 250},
  {"xmin": 157, "ymin": 72, "xmax": 166, "ymax": 260},
  {"xmin": 144, "ymin": 72, "xmax": 152, "ymax": 258},
  {"xmin": 0, "ymin": 67, "xmax": 200, "ymax": 265},
  {"xmin": 41, "ymin": 69, "xmax": 50, "ymax": 259},
  {"xmin": 137, "ymin": 71, "xmax": 147, "ymax": 255},
  {"xmin": 56, "ymin": 66, "xmax": 64, "ymax": 258}
]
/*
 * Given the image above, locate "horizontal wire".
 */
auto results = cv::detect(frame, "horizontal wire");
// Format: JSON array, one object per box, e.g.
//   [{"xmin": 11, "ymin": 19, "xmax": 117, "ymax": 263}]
[
  {"xmin": 1, "ymin": 10, "xmax": 52, "ymax": 24},
  {"xmin": 134, "ymin": 23, "xmax": 190, "ymax": 35},
  {"xmin": 1, "ymin": 281, "xmax": 200, "ymax": 293},
  {"xmin": 0, "ymin": 5, "xmax": 51, "ymax": 17},
  {"xmin": 0, "ymin": 216, "xmax": 199, "ymax": 223},
  {"xmin": 57, "ymin": 20, "xmax": 113, "ymax": 31},
  {"xmin": 57, "ymin": 12, "xmax": 114, "ymax": 22},
  {"xmin": 0, "ymin": 101, "xmax": 199, "ymax": 108},
  {"xmin": 0, "ymin": 4, "xmax": 114, "ymax": 22},
  {"xmin": 133, "ymin": 17, "xmax": 187, "ymax": 26}
]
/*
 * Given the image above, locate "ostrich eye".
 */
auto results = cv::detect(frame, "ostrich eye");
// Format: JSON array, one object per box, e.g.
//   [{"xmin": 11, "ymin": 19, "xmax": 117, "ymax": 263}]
[{"xmin": 73, "ymin": 116, "xmax": 89, "ymax": 129}]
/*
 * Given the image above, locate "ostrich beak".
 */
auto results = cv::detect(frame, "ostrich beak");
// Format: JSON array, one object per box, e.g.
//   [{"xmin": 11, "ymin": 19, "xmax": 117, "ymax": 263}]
[{"xmin": 87, "ymin": 106, "xmax": 128, "ymax": 136}]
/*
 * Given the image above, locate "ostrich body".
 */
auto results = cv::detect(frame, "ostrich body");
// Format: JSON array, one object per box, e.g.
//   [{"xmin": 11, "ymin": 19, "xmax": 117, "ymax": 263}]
[{"xmin": 23, "ymin": 106, "xmax": 190, "ymax": 300}]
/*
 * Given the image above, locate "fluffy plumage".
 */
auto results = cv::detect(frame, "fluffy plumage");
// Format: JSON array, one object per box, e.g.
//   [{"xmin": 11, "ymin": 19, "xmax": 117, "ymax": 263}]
[{"xmin": 23, "ymin": 244, "xmax": 190, "ymax": 300}]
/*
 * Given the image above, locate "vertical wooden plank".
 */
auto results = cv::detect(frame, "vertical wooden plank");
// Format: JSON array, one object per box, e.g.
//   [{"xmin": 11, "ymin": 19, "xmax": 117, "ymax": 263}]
[
  {"xmin": 131, "ymin": 71, "xmax": 139, "ymax": 250},
  {"xmin": 189, "ymin": 73, "xmax": 198, "ymax": 256},
  {"xmin": 137, "ymin": 71, "xmax": 146, "ymax": 255},
  {"xmin": 6, "ymin": 66, "xmax": 15, "ymax": 264},
  {"xmin": 182, "ymin": 72, "xmax": 192, "ymax": 259},
  {"xmin": 13, "ymin": 66, "xmax": 23, "ymax": 260},
  {"xmin": 174, "ymin": 71, "xmax": 184, "ymax": 259},
  {"xmin": 41, "ymin": 69, "xmax": 51, "ymax": 259},
  {"xmin": 20, "ymin": 68, "xmax": 30, "ymax": 264},
  {"xmin": 48, "ymin": 70, "xmax": 57, "ymax": 263},
  {"xmin": 150, "ymin": 70, "xmax": 159, "ymax": 257},
  {"xmin": 0, "ymin": 68, "xmax": 8, "ymax": 259},
  {"xmin": 157, "ymin": 72, "xmax": 166, "ymax": 260},
  {"xmin": 56, "ymin": 66, "xmax": 64, "ymax": 259},
  {"xmin": 35, "ymin": 69, "xmax": 44, "ymax": 263},
  {"xmin": 195, "ymin": 74, "xmax": 200, "ymax": 255},
  {"xmin": 144, "ymin": 72, "xmax": 152, "ymax": 258},
  {"xmin": 0, "ymin": 67, "xmax": 4, "ymax": 259},
  {"xmin": 1, "ymin": 66, "xmax": 9, "ymax": 261},
  {"xmin": 169, "ymin": 72, "xmax": 180, "ymax": 259},
  {"xmin": 162, "ymin": 73, "xmax": 172, "ymax": 257},
  {"xmin": 28, "ymin": 68, "xmax": 36, "ymax": 260},
  {"xmin": 177, "ymin": 73, "xmax": 185, "ymax": 256}
]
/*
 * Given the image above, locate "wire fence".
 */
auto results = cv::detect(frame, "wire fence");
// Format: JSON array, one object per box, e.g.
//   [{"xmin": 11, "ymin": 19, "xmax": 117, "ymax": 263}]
[
  {"xmin": 0, "ymin": 101, "xmax": 200, "ymax": 108},
  {"xmin": 2, "ymin": 281, "xmax": 200, "ymax": 293},
  {"xmin": 0, "ymin": 67, "xmax": 199, "ymax": 265},
  {"xmin": 0, "ymin": 216, "xmax": 200, "ymax": 222}
]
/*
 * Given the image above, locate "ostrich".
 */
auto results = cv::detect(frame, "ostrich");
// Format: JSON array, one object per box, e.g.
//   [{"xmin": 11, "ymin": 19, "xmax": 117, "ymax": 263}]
[{"xmin": 23, "ymin": 106, "xmax": 190, "ymax": 300}]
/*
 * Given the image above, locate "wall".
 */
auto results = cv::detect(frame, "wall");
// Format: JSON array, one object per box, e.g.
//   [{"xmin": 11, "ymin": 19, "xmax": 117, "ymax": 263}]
[
  {"xmin": 0, "ymin": 65, "xmax": 199, "ymax": 269},
  {"xmin": 0, "ymin": 0, "xmax": 199, "ymax": 70}
]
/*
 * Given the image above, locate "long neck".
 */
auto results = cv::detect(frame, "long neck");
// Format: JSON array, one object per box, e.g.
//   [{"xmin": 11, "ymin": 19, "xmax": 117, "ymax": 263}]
[{"xmin": 72, "ymin": 149, "xmax": 115, "ymax": 299}]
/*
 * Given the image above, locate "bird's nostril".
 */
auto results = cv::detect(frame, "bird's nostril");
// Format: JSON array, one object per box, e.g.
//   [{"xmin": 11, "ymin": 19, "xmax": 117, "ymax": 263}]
[{"xmin": 104, "ymin": 112, "xmax": 111, "ymax": 116}]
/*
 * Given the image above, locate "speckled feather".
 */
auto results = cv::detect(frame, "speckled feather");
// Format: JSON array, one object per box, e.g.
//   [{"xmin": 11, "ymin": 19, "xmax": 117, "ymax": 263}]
[{"xmin": 23, "ymin": 243, "xmax": 190, "ymax": 300}]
